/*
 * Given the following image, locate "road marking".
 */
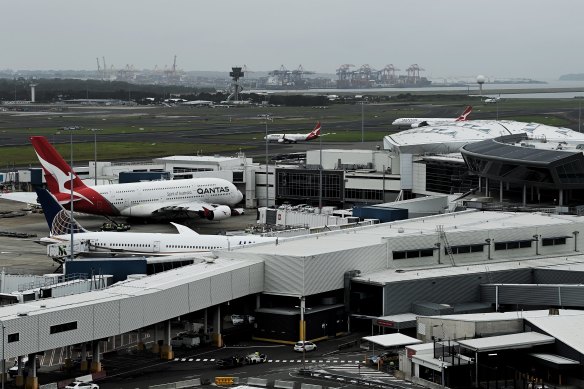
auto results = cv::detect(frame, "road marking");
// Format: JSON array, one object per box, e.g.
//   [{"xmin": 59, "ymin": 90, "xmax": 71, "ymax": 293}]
[
  {"xmin": 188, "ymin": 359, "xmax": 193, "ymax": 362},
  {"xmin": 203, "ymin": 359, "xmax": 208, "ymax": 361},
  {"xmin": 174, "ymin": 358, "xmax": 179, "ymax": 361},
  {"xmin": 268, "ymin": 360, "xmax": 273, "ymax": 363},
  {"xmin": 181, "ymin": 358, "xmax": 186, "ymax": 362},
  {"xmin": 195, "ymin": 358, "xmax": 201, "ymax": 362},
  {"xmin": 282, "ymin": 360, "xmax": 287, "ymax": 363},
  {"xmin": 210, "ymin": 359, "xmax": 215, "ymax": 362},
  {"xmin": 275, "ymin": 360, "xmax": 280, "ymax": 362}
]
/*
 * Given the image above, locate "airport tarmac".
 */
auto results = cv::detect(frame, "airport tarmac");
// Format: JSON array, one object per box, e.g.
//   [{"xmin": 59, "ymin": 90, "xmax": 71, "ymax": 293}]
[{"xmin": 0, "ymin": 198, "xmax": 260, "ymax": 275}]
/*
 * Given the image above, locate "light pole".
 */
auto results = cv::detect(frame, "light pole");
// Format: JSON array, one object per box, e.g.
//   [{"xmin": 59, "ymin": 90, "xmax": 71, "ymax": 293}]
[
  {"xmin": 264, "ymin": 115, "xmax": 271, "ymax": 208},
  {"xmin": 295, "ymin": 298, "xmax": 310, "ymax": 371},
  {"xmin": 64, "ymin": 127, "xmax": 78, "ymax": 262},
  {"xmin": 1, "ymin": 323, "xmax": 5, "ymax": 389},
  {"xmin": 89, "ymin": 129, "xmax": 102, "ymax": 186},
  {"xmin": 319, "ymin": 133, "xmax": 322, "ymax": 211},
  {"xmin": 361, "ymin": 99, "xmax": 365, "ymax": 143}
]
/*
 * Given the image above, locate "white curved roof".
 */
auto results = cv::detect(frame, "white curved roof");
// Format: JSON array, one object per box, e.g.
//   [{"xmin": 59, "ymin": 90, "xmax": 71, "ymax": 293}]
[{"xmin": 384, "ymin": 120, "xmax": 584, "ymax": 155}]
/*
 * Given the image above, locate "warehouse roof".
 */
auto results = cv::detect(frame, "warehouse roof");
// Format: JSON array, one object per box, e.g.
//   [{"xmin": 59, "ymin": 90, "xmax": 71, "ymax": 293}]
[
  {"xmin": 422, "ymin": 309, "xmax": 584, "ymax": 323},
  {"xmin": 457, "ymin": 332, "xmax": 555, "ymax": 352},
  {"xmin": 525, "ymin": 314, "xmax": 584, "ymax": 355},
  {"xmin": 530, "ymin": 353, "xmax": 579, "ymax": 365}
]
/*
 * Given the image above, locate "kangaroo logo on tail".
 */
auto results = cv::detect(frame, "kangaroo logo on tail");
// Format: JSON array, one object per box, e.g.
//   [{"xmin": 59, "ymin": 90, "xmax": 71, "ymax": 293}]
[
  {"xmin": 455, "ymin": 106, "xmax": 473, "ymax": 122},
  {"xmin": 30, "ymin": 136, "xmax": 94, "ymax": 205},
  {"xmin": 306, "ymin": 121, "xmax": 321, "ymax": 140}
]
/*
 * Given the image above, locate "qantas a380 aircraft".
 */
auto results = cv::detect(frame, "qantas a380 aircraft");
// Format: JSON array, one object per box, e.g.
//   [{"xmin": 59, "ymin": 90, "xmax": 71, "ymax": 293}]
[
  {"xmin": 392, "ymin": 106, "xmax": 472, "ymax": 128},
  {"xmin": 264, "ymin": 121, "xmax": 321, "ymax": 144},
  {"xmin": 29, "ymin": 136, "xmax": 244, "ymax": 220}
]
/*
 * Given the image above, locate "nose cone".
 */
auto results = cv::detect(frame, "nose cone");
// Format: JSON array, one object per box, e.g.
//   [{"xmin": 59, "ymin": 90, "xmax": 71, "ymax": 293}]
[{"xmin": 235, "ymin": 189, "xmax": 243, "ymax": 203}]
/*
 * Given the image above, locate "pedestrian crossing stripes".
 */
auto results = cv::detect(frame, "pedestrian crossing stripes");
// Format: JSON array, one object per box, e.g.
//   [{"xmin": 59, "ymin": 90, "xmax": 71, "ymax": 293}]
[{"xmin": 172, "ymin": 358, "xmax": 365, "ymax": 364}]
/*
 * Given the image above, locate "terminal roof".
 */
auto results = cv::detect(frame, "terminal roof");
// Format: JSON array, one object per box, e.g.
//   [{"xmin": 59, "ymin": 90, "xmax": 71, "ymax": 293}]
[
  {"xmin": 233, "ymin": 210, "xmax": 579, "ymax": 257},
  {"xmin": 525, "ymin": 314, "xmax": 584, "ymax": 355},
  {"xmin": 362, "ymin": 333, "xmax": 422, "ymax": 348},
  {"xmin": 421, "ymin": 309, "xmax": 584, "ymax": 322}
]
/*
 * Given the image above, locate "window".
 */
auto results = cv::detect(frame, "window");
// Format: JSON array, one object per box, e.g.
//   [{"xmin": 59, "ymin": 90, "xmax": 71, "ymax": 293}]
[
  {"xmin": 494, "ymin": 240, "xmax": 532, "ymax": 251},
  {"xmin": 50, "ymin": 321, "xmax": 77, "ymax": 334},
  {"xmin": 542, "ymin": 237, "xmax": 567, "ymax": 246},
  {"xmin": 393, "ymin": 249, "xmax": 434, "ymax": 260},
  {"xmin": 7, "ymin": 333, "xmax": 19, "ymax": 343}
]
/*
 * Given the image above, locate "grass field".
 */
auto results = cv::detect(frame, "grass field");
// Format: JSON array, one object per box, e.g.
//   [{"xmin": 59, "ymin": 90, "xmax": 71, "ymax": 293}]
[{"xmin": 0, "ymin": 142, "xmax": 252, "ymax": 166}]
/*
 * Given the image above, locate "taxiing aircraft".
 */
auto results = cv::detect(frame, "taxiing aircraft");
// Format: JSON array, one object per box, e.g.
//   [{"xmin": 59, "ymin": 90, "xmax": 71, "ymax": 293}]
[
  {"xmin": 27, "ymin": 136, "xmax": 244, "ymax": 220},
  {"xmin": 35, "ymin": 188, "xmax": 276, "ymax": 258},
  {"xmin": 484, "ymin": 96, "xmax": 501, "ymax": 103},
  {"xmin": 264, "ymin": 122, "xmax": 321, "ymax": 144},
  {"xmin": 392, "ymin": 106, "xmax": 472, "ymax": 128}
]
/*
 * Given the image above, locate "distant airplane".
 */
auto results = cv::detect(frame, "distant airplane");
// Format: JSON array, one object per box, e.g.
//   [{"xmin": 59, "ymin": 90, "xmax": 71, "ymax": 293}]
[
  {"xmin": 265, "ymin": 121, "xmax": 321, "ymax": 143},
  {"xmin": 180, "ymin": 100, "xmax": 214, "ymax": 107},
  {"xmin": 34, "ymin": 188, "xmax": 275, "ymax": 259},
  {"xmin": 484, "ymin": 96, "xmax": 501, "ymax": 103},
  {"xmin": 392, "ymin": 106, "xmax": 472, "ymax": 128},
  {"xmin": 22, "ymin": 136, "xmax": 244, "ymax": 220}
]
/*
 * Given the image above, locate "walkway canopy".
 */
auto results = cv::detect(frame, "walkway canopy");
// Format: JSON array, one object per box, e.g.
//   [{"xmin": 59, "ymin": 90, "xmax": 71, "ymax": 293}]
[{"xmin": 362, "ymin": 333, "xmax": 422, "ymax": 348}]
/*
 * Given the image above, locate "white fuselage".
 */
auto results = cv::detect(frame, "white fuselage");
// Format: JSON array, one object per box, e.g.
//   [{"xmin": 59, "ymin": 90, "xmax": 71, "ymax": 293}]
[
  {"xmin": 264, "ymin": 133, "xmax": 309, "ymax": 143},
  {"xmin": 92, "ymin": 177, "xmax": 243, "ymax": 217},
  {"xmin": 43, "ymin": 230, "xmax": 276, "ymax": 255},
  {"xmin": 391, "ymin": 118, "xmax": 459, "ymax": 127}
]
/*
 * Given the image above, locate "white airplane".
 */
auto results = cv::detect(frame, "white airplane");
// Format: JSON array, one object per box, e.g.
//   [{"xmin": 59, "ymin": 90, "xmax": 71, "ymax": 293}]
[
  {"xmin": 35, "ymin": 188, "xmax": 276, "ymax": 258},
  {"xmin": 11, "ymin": 136, "xmax": 244, "ymax": 221},
  {"xmin": 392, "ymin": 106, "xmax": 472, "ymax": 128},
  {"xmin": 484, "ymin": 96, "xmax": 501, "ymax": 103},
  {"xmin": 264, "ymin": 122, "xmax": 321, "ymax": 144}
]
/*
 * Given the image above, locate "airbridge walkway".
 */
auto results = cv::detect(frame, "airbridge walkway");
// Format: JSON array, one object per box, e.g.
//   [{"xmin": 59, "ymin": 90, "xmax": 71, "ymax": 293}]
[{"xmin": 0, "ymin": 257, "xmax": 264, "ymax": 389}]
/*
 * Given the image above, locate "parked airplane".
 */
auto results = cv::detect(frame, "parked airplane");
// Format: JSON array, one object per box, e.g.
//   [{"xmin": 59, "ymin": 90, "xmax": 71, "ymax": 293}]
[
  {"xmin": 264, "ymin": 122, "xmax": 321, "ymax": 143},
  {"xmin": 35, "ymin": 188, "xmax": 276, "ymax": 258},
  {"xmin": 28, "ymin": 136, "xmax": 244, "ymax": 220},
  {"xmin": 392, "ymin": 106, "xmax": 472, "ymax": 128}
]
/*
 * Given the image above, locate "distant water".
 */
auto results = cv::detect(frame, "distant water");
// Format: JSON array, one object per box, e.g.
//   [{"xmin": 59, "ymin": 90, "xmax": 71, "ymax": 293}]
[{"xmin": 254, "ymin": 80, "xmax": 584, "ymax": 99}]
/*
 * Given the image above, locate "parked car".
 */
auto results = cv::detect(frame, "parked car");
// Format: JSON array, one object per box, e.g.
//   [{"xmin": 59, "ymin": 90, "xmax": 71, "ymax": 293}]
[
  {"xmin": 65, "ymin": 382, "xmax": 99, "ymax": 389},
  {"xmin": 170, "ymin": 333, "xmax": 201, "ymax": 349},
  {"xmin": 245, "ymin": 352, "xmax": 267, "ymax": 364},
  {"xmin": 294, "ymin": 341, "xmax": 317, "ymax": 352},
  {"xmin": 217, "ymin": 355, "xmax": 246, "ymax": 368},
  {"xmin": 8, "ymin": 357, "xmax": 40, "ymax": 378},
  {"xmin": 230, "ymin": 314, "xmax": 255, "ymax": 325}
]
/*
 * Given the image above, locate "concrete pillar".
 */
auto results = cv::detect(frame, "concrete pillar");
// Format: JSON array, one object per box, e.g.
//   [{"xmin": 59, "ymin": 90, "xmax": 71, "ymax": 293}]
[
  {"xmin": 559, "ymin": 189, "xmax": 564, "ymax": 206},
  {"xmin": 256, "ymin": 294, "xmax": 261, "ymax": 310},
  {"xmin": 151, "ymin": 324, "xmax": 160, "ymax": 354},
  {"xmin": 15, "ymin": 356, "xmax": 24, "ymax": 387},
  {"xmin": 485, "ymin": 178, "xmax": 489, "ymax": 197},
  {"xmin": 478, "ymin": 177, "xmax": 482, "ymax": 192},
  {"xmin": 499, "ymin": 181, "xmax": 503, "ymax": 202},
  {"xmin": 160, "ymin": 320, "xmax": 174, "ymax": 360},
  {"xmin": 212, "ymin": 305, "xmax": 222, "ymax": 347},
  {"xmin": 523, "ymin": 184, "xmax": 527, "ymax": 207},
  {"xmin": 531, "ymin": 186, "xmax": 534, "ymax": 201},
  {"xmin": 299, "ymin": 297, "xmax": 306, "ymax": 341},
  {"xmin": 136, "ymin": 328, "xmax": 144, "ymax": 351},
  {"xmin": 90, "ymin": 341, "xmax": 102, "ymax": 373},
  {"xmin": 204, "ymin": 308, "xmax": 208, "ymax": 335},
  {"xmin": 24, "ymin": 355, "xmax": 37, "ymax": 389},
  {"xmin": 80, "ymin": 343, "xmax": 88, "ymax": 372},
  {"xmin": 64, "ymin": 345, "xmax": 71, "ymax": 369}
]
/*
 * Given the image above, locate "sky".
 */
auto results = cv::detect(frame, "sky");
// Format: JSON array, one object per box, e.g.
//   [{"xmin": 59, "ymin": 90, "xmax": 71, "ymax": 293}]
[{"xmin": 2, "ymin": 0, "xmax": 583, "ymax": 80}]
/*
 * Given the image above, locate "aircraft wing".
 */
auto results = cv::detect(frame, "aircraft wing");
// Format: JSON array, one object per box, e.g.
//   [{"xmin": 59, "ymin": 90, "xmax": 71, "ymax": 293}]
[
  {"xmin": 0, "ymin": 192, "xmax": 38, "ymax": 205},
  {"xmin": 121, "ymin": 201, "xmax": 231, "ymax": 219}
]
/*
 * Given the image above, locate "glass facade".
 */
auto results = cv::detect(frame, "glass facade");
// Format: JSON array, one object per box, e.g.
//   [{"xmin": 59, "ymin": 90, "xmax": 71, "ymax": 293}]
[{"xmin": 276, "ymin": 168, "xmax": 344, "ymax": 204}]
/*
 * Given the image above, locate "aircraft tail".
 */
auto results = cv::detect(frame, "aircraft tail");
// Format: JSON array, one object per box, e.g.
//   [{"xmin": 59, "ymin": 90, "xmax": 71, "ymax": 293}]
[
  {"xmin": 30, "ymin": 136, "xmax": 89, "ymax": 196},
  {"xmin": 455, "ymin": 106, "xmax": 472, "ymax": 122},
  {"xmin": 306, "ymin": 121, "xmax": 321, "ymax": 140},
  {"xmin": 34, "ymin": 187, "xmax": 87, "ymax": 236}
]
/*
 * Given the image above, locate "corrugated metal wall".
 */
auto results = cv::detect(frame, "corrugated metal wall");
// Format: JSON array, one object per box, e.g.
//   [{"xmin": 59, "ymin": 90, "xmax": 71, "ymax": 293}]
[
  {"xmin": 0, "ymin": 261, "xmax": 264, "ymax": 359},
  {"xmin": 480, "ymin": 284, "xmax": 584, "ymax": 307},
  {"xmin": 383, "ymin": 269, "xmax": 532, "ymax": 315}
]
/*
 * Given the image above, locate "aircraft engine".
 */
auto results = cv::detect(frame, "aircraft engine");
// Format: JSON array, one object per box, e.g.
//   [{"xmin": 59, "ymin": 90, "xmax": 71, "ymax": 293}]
[
  {"xmin": 411, "ymin": 121, "xmax": 429, "ymax": 128},
  {"xmin": 278, "ymin": 138, "xmax": 286, "ymax": 143},
  {"xmin": 203, "ymin": 205, "xmax": 231, "ymax": 220}
]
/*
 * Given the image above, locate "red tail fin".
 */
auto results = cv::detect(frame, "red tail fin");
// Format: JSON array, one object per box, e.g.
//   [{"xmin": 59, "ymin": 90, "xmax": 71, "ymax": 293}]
[
  {"xmin": 306, "ymin": 121, "xmax": 321, "ymax": 140},
  {"xmin": 455, "ymin": 106, "xmax": 472, "ymax": 122},
  {"xmin": 30, "ymin": 136, "xmax": 88, "ymax": 196}
]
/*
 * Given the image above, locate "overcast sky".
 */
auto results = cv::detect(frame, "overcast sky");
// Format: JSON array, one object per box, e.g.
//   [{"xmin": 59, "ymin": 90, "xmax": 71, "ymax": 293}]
[{"xmin": 2, "ymin": 0, "xmax": 582, "ymax": 80}]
